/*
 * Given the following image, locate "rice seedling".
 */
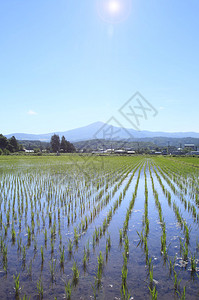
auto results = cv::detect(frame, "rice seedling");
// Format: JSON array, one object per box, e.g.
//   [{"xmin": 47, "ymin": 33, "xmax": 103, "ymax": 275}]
[
  {"xmin": 124, "ymin": 235, "xmax": 129, "ymax": 256},
  {"xmin": 177, "ymin": 286, "xmax": 186, "ymax": 300},
  {"xmin": 27, "ymin": 225, "xmax": 31, "ymax": 243},
  {"xmin": 173, "ymin": 271, "xmax": 182, "ymax": 292},
  {"xmin": 119, "ymin": 229, "xmax": 123, "ymax": 244},
  {"xmin": 13, "ymin": 273, "xmax": 20, "ymax": 296},
  {"xmin": 44, "ymin": 228, "xmax": 47, "ymax": 245},
  {"xmin": 191, "ymin": 255, "xmax": 196, "ymax": 272},
  {"xmin": 22, "ymin": 245, "xmax": 26, "ymax": 262},
  {"xmin": 65, "ymin": 280, "xmax": 72, "ymax": 300},
  {"xmin": 148, "ymin": 286, "xmax": 158, "ymax": 300},
  {"xmin": 96, "ymin": 251, "xmax": 104, "ymax": 285},
  {"xmin": 120, "ymin": 284, "xmax": 131, "ymax": 300},
  {"xmin": 183, "ymin": 242, "xmax": 189, "ymax": 261},
  {"xmin": 120, "ymin": 250, "xmax": 128, "ymax": 288},
  {"xmin": 49, "ymin": 258, "xmax": 56, "ymax": 282},
  {"xmin": 72, "ymin": 261, "xmax": 80, "ymax": 285},
  {"xmin": 137, "ymin": 230, "xmax": 144, "ymax": 245},
  {"xmin": 4, "ymin": 224, "xmax": 7, "ymax": 237},
  {"xmin": 91, "ymin": 278, "xmax": 98, "ymax": 299},
  {"xmin": 86, "ymin": 240, "xmax": 90, "ymax": 257},
  {"xmin": 12, "ymin": 225, "xmax": 16, "ymax": 243},
  {"xmin": 83, "ymin": 247, "xmax": 87, "ymax": 269},
  {"xmin": 51, "ymin": 240, "xmax": 54, "ymax": 254},
  {"xmin": 74, "ymin": 227, "xmax": 79, "ymax": 245},
  {"xmin": 41, "ymin": 246, "xmax": 44, "ymax": 263},
  {"xmin": 149, "ymin": 265, "xmax": 154, "ymax": 289},
  {"xmin": 92, "ymin": 232, "xmax": 96, "ymax": 249},
  {"xmin": 37, "ymin": 277, "xmax": 43, "ymax": 299},
  {"xmin": 20, "ymin": 294, "xmax": 31, "ymax": 300},
  {"xmin": 60, "ymin": 245, "xmax": 65, "ymax": 267},
  {"xmin": 106, "ymin": 234, "xmax": 111, "ymax": 250},
  {"xmin": 27, "ymin": 259, "xmax": 32, "ymax": 277},
  {"xmin": 68, "ymin": 238, "xmax": 73, "ymax": 255}
]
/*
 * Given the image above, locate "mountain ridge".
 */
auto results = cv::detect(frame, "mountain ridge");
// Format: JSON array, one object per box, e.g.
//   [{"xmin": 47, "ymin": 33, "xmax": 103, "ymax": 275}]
[{"xmin": 5, "ymin": 121, "xmax": 199, "ymax": 141}]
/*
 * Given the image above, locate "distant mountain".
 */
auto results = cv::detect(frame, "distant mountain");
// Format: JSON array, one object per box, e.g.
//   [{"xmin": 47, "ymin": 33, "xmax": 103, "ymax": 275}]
[{"xmin": 5, "ymin": 121, "xmax": 199, "ymax": 142}]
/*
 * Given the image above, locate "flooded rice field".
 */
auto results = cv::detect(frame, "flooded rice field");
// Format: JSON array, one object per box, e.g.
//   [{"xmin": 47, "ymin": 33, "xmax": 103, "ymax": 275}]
[{"xmin": 0, "ymin": 155, "xmax": 199, "ymax": 299}]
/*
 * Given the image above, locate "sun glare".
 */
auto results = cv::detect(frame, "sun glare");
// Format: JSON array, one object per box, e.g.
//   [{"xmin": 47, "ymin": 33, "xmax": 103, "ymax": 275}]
[
  {"xmin": 97, "ymin": 0, "xmax": 132, "ymax": 24},
  {"xmin": 107, "ymin": 0, "xmax": 121, "ymax": 14}
]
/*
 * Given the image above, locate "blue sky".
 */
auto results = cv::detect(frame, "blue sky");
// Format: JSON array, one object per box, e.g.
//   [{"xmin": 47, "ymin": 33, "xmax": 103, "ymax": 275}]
[{"xmin": 0, "ymin": 0, "xmax": 199, "ymax": 134}]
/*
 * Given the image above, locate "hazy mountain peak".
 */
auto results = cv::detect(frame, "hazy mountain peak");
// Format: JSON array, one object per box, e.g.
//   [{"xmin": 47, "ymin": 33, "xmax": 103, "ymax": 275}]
[{"xmin": 5, "ymin": 121, "xmax": 199, "ymax": 142}]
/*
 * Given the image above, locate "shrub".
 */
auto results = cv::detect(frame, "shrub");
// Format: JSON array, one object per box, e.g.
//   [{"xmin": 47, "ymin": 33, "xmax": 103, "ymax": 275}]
[{"xmin": 3, "ymin": 149, "xmax": 10, "ymax": 155}]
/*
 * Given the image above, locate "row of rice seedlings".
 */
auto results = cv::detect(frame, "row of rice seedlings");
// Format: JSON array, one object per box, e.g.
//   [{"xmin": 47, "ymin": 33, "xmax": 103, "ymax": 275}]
[
  {"xmin": 155, "ymin": 162, "xmax": 199, "ymax": 223},
  {"xmin": 45, "ymin": 161, "xmax": 140, "ymax": 277},
  {"xmin": 148, "ymin": 263, "xmax": 158, "ymax": 300},
  {"xmin": 149, "ymin": 164, "xmax": 167, "ymax": 259},
  {"xmin": 134, "ymin": 163, "xmax": 158, "ymax": 298},
  {"xmin": 172, "ymin": 202, "xmax": 190, "ymax": 244},
  {"xmin": 94, "ymin": 163, "xmax": 141, "ymax": 248},
  {"xmin": 157, "ymin": 158, "xmax": 198, "ymax": 205},
  {"xmin": 152, "ymin": 159, "xmax": 190, "ymax": 294},
  {"xmin": 11, "ymin": 161, "xmax": 128, "ymax": 272},
  {"xmin": 82, "ymin": 163, "xmax": 136, "ymax": 223},
  {"xmin": 159, "ymin": 157, "xmax": 198, "ymax": 196},
  {"xmin": 151, "ymin": 163, "xmax": 172, "ymax": 207},
  {"xmin": 111, "ymin": 164, "xmax": 136, "ymax": 198},
  {"xmin": 136, "ymin": 163, "xmax": 150, "ymax": 265},
  {"xmin": 154, "ymin": 163, "xmax": 196, "ymax": 253},
  {"xmin": 55, "ymin": 162, "xmax": 138, "ymax": 276},
  {"xmin": 143, "ymin": 162, "xmax": 149, "ymax": 237},
  {"xmin": 123, "ymin": 164, "xmax": 143, "ymax": 236},
  {"xmin": 119, "ymin": 164, "xmax": 145, "ymax": 299},
  {"xmin": 143, "ymin": 163, "xmax": 150, "ymax": 263},
  {"xmin": 151, "ymin": 162, "xmax": 195, "ymax": 271},
  {"xmin": 120, "ymin": 251, "xmax": 131, "ymax": 300},
  {"xmin": 153, "ymin": 162, "xmax": 178, "ymax": 195},
  {"xmin": 70, "ymin": 164, "xmax": 136, "ymax": 250},
  {"xmin": 1, "ymin": 156, "xmax": 196, "ymax": 298},
  {"xmin": 152, "ymin": 163, "xmax": 191, "ymax": 248}
]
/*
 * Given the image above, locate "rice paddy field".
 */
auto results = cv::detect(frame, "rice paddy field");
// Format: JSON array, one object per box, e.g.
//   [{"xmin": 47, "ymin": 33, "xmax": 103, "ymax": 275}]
[{"xmin": 0, "ymin": 155, "xmax": 199, "ymax": 300}]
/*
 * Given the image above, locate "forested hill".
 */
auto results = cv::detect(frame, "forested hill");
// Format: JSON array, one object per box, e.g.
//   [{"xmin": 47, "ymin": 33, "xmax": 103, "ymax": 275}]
[
  {"xmin": 18, "ymin": 137, "xmax": 199, "ymax": 151},
  {"xmin": 74, "ymin": 137, "xmax": 199, "ymax": 151}
]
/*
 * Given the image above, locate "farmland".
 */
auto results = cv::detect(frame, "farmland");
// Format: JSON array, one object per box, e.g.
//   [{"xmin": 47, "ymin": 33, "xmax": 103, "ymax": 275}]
[{"xmin": 0, "ymin": 155, "xmax": 199, "ymax": 299}]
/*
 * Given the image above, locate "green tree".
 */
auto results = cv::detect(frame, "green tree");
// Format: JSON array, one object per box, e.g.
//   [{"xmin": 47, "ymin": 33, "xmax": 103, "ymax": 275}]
[
  {"xmin": 60, "ymin": 136, "xmax": 68, "ymax": 153},
  {"xmin": 60, "ymin": 136, "xmax": 76, "ymax": 153},
  {"xmin": 8, "ymin": 136, "xmax": 19, "ymax": 152},
  {"xmin": 0, "ymin": 134, "xmax": 8, "ymax": 150},
  {"xmin": 34, "ymin": 148, "xmax": 40, "ymax": 153},
  {"xmin": 67, "ymin": 141, "xmax": 76, "ymax": 153},
  {"xmin": 50, "ymin": 134, "xmax": 60, "ymax": 152},
  {"xmin": 3, "ymin": 149, "xmax": 10, "ymax": 155}
]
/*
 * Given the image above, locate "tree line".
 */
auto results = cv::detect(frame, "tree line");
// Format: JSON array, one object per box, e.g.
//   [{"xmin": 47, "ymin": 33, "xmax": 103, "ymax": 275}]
[
  {"xmin": 0, "ymin": 134, "xmax": 21, "ymax": 155},
  {"xmin": 0, "ymin": 133, "xmax": 76, "ymax": 155},
  {"xmin": 50, "ymin": 134, "xmax": 76, "ymax": 153}
]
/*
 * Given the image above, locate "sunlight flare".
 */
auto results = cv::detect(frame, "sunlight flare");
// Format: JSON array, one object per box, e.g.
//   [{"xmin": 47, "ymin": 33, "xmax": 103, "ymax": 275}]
[
  {"xmin": 107, "ymin": 0, "xmax": 121, "ymax": 14},
  {"xmin": 97, "ymin": 0, "xmax": 132, "ymax": 24}
]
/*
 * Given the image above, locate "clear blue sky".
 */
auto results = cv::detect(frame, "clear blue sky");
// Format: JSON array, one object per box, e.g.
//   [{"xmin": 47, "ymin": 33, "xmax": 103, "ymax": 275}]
[{"xmin": 0, "ymin": 0, "xmax": 199, "ymax": 134}]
